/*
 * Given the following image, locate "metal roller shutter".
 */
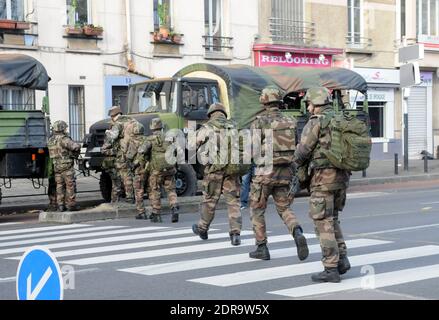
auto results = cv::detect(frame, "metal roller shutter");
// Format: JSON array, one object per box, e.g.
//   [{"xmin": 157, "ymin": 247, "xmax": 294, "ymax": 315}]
[{"xmin": 407, "ymin": 87, "xmax": 427, "ymax": 159}]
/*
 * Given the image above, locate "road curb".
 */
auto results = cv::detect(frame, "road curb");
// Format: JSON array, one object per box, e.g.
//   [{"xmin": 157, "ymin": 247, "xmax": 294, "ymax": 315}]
[
  {"xmin": 38, "ymin": 196, "xmax": 229, "ymax": 224},
  {"xmin": 350, "ymin": 173, "xmax": 439, "ymax": 186}
]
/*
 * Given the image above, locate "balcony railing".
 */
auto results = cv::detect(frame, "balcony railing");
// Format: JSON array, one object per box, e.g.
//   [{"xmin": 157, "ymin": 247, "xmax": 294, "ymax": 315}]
[
  {"xmin": 202, "ymin": 35, "xmax": 233, "ymax": 56},
  {"xmin": 346, "ymin": 33, "xmax": 372, "ymax": 50},
  {"xmin": 269, "ymin": 17, "xmax": 315, "ymax": 45}
]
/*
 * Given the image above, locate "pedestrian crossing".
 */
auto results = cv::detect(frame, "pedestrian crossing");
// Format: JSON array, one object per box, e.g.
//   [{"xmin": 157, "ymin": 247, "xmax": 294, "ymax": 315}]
[{"xmin": 1, "ymin": 221, "xmax": 439, "ymax": 299}]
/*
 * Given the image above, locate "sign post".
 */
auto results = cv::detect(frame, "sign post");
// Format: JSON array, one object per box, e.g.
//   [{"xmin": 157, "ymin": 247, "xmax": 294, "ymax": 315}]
[{"xmin": 399, "ymin": 43, "xmax": 424, "ymax": 171}]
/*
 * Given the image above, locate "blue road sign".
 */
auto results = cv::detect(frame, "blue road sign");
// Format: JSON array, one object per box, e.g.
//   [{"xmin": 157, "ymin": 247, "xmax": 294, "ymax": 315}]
[{"xmin": 16, "ymin": 247, "xmax": 63, "ymax": 300}]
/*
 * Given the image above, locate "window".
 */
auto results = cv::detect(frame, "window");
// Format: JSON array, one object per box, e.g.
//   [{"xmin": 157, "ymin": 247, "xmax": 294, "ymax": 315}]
[
  {"xmin": 0, "ymin": 87, "xmax": 35, "ymax": 110},
  {"xmin": 66, "ymin": 0, "xmax": 91, "ymax": 26},
  {"xmin": 182, "ymin": 82, "xmax": 219, "ymax": 119},
  {"xmin": 153, "ymin": 0, "xmax": 172, "ymax": 30},
  {"xmin": 347, "ymin": 0, "xmax": 362, "ymax": 45},
  {"xmin": 401, "ymin": 0, "xmax": 406, "ymax": 38},
  {"xmin": 358, "ymin": 101, "xmax": 384, "ymax": 138},
  {"xmin": 204, "ymin": 0, "xmax": 226, "ymax": 52},
  {"xmin": 417, "ymin": 0, "xmax": 439, "ymax": 36},
  {"xmin": 0, "ymin": 0, "xmax": 24, "ymax": 20},
  {"xmin": 270, "ymin": 0, "xmax": 306, "ymax": 43},
  {"xmin": 68, "ymin": 86, "xmax": 85, "ymax": 142}
]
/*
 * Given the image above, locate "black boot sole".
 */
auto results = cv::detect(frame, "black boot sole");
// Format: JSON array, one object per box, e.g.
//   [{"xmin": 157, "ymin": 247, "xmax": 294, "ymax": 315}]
[{"xmin": 294, "ymin": 234, "xmax": 309, "ymax": 261}]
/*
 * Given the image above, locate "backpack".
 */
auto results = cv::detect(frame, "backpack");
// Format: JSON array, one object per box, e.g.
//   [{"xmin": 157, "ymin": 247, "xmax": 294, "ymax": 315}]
[
  {"xmin": 148, "ymin": 133, "xmax": 176, "ymax": 172},
  {"xmin": 321, "ymin": 111, "xmax": 372, "ymax": 171},
  {"xmin": 205, "ymin": 119, "xmax": 251, "ymax": 176}
]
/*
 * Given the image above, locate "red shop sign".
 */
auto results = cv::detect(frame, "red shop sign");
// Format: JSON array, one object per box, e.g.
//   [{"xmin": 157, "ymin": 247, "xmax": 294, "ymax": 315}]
[{"xmin": 255, "ymin": 51, "xmax": 333, "ymax": 68}]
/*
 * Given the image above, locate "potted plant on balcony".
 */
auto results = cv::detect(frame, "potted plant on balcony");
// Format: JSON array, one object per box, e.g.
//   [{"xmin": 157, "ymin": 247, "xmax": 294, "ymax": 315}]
[
  {"xmin": 83, "ymin": 24, "xmax": 103, "ymax": 36},
  {"xmin": 169, "ymin": 31, "xmax": 182, "ymax": 44},
  {"xmin": 65, "ymin": 23, "xmax": 83, "ymax": 35},
  {"xmin": 15, "ymin": 21, "xmax": 31, "ymax": 30},
  {"xmin": 157, "ymin": 3, "xmax": 170, "ymax": 39},
  {"xmin": 0, "ymin": 19, "xmax": 16, "ymax": 29}
]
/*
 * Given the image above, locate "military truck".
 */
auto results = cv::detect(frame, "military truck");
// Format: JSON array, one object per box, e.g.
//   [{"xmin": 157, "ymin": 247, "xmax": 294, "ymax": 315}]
[
  {"xmin": 0, "ymin": 54, "xmax": 51, "ymax": 205},
  {"xmin": 81, "ymin": 64, "xmax": 369, "ymax": 202}
]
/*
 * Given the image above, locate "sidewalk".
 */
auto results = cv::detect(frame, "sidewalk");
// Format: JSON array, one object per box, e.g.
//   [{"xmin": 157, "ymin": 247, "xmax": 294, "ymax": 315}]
[
  {"xmin": 3, "ymin": 159, "xmax": 439, "ymax": 223},
  {"xmin": 350, "ymin": 159, "xmax": 439, "ymax": 186}
]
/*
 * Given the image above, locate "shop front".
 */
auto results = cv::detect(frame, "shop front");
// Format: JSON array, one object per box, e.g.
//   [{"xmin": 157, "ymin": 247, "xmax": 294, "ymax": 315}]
[{"xmin": 350, "ymin": 67, "xmax": 400, "ymax": 160}]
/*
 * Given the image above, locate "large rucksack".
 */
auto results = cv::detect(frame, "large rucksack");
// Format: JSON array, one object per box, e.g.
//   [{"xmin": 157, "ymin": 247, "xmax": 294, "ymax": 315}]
[
  {"xmin": 148, "ymin": 133, "xmax": 176, "ymax": 172},
  {"xmin": 321, "ymin": 111, "xmax": 372, "ymax": 171}
]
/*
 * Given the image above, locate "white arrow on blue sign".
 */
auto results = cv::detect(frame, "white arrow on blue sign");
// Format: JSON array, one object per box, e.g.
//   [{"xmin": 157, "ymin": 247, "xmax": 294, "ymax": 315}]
[{"xmin": 16, "ymin": 247, "xmax": 63, "ymax": 300}]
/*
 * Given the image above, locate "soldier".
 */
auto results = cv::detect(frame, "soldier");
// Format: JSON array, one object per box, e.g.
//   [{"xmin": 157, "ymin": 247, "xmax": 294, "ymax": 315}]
[
  {"xmin": 294, "ymin": 87, "xmax": 351, "ymax": 283},
  {"xmin": 145, "ymin": 118, "xmax": 179, "ymax": 223},
  {"xmin": 192, "ymin": 103, "xmax": 242, "ymax": 246},
  {"xmin": 47, "ymin": 159, "xmax": 58, "ymax": 211},
  {"xmin": 248, "ymin": 86, "xmax": 309, "ymax": 261},
  {"xmin": 101, "ymin": 126, "xmax": 122, "ymax": 204},
  {"xmin": 106, "ymin": 106, "xmax": 135, "ymax": 203},
  {"xmin": 47, "ymin": 120, "xmax": 81, "ymax": 212},
  {"xmin": 126, "ymin": 121, "xmax": 150, "ymax": 219}
]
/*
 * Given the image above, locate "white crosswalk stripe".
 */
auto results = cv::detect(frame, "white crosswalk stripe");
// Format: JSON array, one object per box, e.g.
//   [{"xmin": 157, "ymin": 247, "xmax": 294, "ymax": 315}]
[
  {"xmin": 268, "ymin": 264, "xmax": 439, "ymax": 298},
  {"xmin": 2, "ymin": 221, "xmax": 439, "ymax": 299},
  {"xmin": 120, "ymin": 239, "xmax": 389, "ymax": 276},
  {"xmin": 0, "ymin": 226, "xmax": 168, "ymax": 248},
  {"xmin": 0, "ymin": 223, "xmax": 90, "ymax": 236},
  {"xmin": 0, "ymin": 222, "xmax": 23, "ymax": 227},
  {"xmin": 61, "ymin": 233, "xmax": 316, "ymax": 266},
  {"xmin": 188, "ymin": 245, "xmax": 439, "ymax": 287}
]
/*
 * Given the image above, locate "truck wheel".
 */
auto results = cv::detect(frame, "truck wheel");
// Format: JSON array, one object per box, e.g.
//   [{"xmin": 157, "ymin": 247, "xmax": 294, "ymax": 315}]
[
  {"xmin": 99, "ymin": 171, "xmax": 112, "ymax": 203},
  {"xmin": 175, "ymin": 164, "xmax": 197, "ymax": 197}
]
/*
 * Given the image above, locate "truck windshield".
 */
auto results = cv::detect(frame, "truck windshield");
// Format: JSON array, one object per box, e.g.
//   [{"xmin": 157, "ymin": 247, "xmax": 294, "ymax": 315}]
[{"xmin": 129, "ymin": 81, "xmax": 173, "ymax": 113}]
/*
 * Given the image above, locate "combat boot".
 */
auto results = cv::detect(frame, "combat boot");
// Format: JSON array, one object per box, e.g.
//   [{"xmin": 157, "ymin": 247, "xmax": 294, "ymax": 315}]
[
  {"xmin": 230, "ymin": 234, "xmax": 241, "ymax": 246},
  {"xmin": 135, "ymin": 213, "xmax": 148, "ymax": 220},
  {"xmin": 311, "ymin": 267, "xmax": 341, "ymax": 283},
  {"xmin": 151, "ymin": 213, "xmax": 162, "ymax": 223},
  {"xmin": 47, "ymin": 204, "xmax": 58, "ymax": 212},
  {"xmin": 192, "ymin": 224, "xmax": 208, "ymax": 240},
  {"xmin": 249, "ymin": 244, "xmax": 270, "ymax": 260},
  {"xmin": 67, "ymin": 205, "xmax": 80, "ymax": 212},
  {"xmin": 293, "ymin": 225, "xmax": 309, "ymax": 261},
  {"xmin": 57, "ymin": 205, "xmax": 66, "ymax": 212},
  {"xmin": 171, "ymin": 206, "xmax": 179, "ymax": 223},
  {"xmin": 338, "ymin": 254, "xmax": 351, "ymax": 275}
]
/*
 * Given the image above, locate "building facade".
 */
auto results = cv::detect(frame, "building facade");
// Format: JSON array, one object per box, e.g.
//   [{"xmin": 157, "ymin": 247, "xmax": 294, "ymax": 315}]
[{"xmin": 0, "ymin": 0, "xmax": 258, "ymax": 141}]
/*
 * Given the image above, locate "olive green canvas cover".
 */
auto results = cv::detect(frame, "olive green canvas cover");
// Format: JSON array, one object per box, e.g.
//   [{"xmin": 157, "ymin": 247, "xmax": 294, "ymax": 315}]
[{"xmin": 175, "ymin": 64, "xmax": 367, "ymax": 129}]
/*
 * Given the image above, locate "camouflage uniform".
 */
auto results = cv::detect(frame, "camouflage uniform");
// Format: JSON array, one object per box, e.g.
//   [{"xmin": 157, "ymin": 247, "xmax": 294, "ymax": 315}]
[
  {"xmin": 101, "ymin": 126, "xmax": 122, "ymax": 203},
  {"xmin": 145, "ymin": 118, "xmax": 179, "ymax": 223},
  {"xmin": 106, "ymin": 106, "xmax": 136, "ymax": 202},
  {"xmin": 126, "ymin": 122, "xmax": 150, "ymax": 217},
  {"xmin": 47, "ymin": 158, "xmax": 57, "ymax": 211},
  {"xmin": 248, "ymin": 86, "xmax": 308, "ymax": 261},
  {"xmin": 294, "ymin": 87, "xmax": 350, "ymax": 282},
  {"xmin": 192, "ymin": 103, "xmax": 242, "ymax": 245},
  {"xmin": 47, "ymin": 120, "xmax": 81, "ymax": 211}
]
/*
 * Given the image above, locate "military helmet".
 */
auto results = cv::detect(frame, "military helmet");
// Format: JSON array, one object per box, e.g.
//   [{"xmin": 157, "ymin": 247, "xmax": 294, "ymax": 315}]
[
  {"xmin": 303, "ymin": 87, "xmax": 333, "ymax": 106},
  {"xmin": 150, "ymin": 117, "xmax": 163, "ymax": 130},
  {"xmin": 207, "ymin": 103, "xmax": 227, "ymax": 118},
  {"xmin": 108, "ymin": 106, "xmax": 122, "ymax": 117},
  {"xmin": 133, "ymin": 122, "xmax": 145, "ymax": 135},
  {"xmin": 259, "ymin": 86, "xmax": 283, "ymax": 105},
  {"xmin": 52, "ymin": 120, "xmax": 68, "ymax": 133}
]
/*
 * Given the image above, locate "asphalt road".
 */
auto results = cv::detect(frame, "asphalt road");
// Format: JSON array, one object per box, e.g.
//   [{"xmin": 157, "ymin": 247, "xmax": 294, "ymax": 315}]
[{"xmin": 1, "ymin": 182, "xmax": 439, "ymax": 301}]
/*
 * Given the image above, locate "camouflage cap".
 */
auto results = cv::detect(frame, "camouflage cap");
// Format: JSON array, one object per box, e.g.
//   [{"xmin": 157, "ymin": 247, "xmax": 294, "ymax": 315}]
[
  {"xmin": 108, "ymin": 106, "xmax": 122, "ymax": 117},
  {"xmin": 133, "ymin": 122, "xmax": 145, "ymax": 135},
  {"xmin": 259, "ymin": 86, "xmax": 284, "ymax": 105},
  {"xmin": 207, "ymin": 103, "xmax": 227, "ymax": 118},
  {"xmin": 52, "ymin": 120, "xmax": 68, "ymax": 133},
  {"xmin": 303, "ymin": 87, "xmax": 333, "ymax": 106},
  {"xmin": 150, "ymin": 117, "xmax": 163, "ymax": 130}
]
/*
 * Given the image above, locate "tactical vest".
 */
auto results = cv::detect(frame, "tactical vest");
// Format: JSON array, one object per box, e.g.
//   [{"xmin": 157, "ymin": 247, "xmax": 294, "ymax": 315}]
[
  {"xmin": 48, "ymin": 134, "xmax": 75, "ymax": 172},
  {"xmin": 117, "ymin": 116, "xmax": 139, "ymax": 155},
  {"xmin": 147, "ymin": 133, "xmax": 175, "ymax": 173},
  {"xmin": 311, "ymin": 109, "xmax": 337, "ymax": 169},
  {"xmin": 256, "ymin": 109, "xmax": 297, "ymax": 166}
]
